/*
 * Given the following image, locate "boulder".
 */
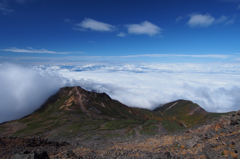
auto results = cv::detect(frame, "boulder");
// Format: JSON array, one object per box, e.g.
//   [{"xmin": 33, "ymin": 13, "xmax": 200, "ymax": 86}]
[
  {"xmin": 235, "ymin": 142, "xmax": 240, "ymax": 159},
  {"xmin": 185, "ymin": 139, "xmax": 197, "ymax": 149},
  {"xmin": 11, "ymin": 151, "xmax": 49, "ymax": 159}
]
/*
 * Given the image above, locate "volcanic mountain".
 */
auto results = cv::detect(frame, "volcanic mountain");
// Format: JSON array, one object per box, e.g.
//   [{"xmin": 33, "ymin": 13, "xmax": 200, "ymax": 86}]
[
  {"xmin": 0, "ymin": 86, "xmax": 224, "ymax": 138},
  {"xmin": 1, "ymin": 86, "xmax": 239, "ymax": 159}
]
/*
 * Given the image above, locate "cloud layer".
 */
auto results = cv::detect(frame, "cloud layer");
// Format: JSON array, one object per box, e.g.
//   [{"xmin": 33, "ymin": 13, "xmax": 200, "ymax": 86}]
[
  {"xmin": 2, "ymin": 47, "xmax": 83, "ymax": 54},
  {"xmin": 1, "ymin": 62, "xmax": 240, "ymax": 123},
  {"xmin": 47, "ymin": 63, "xmax": 240, "ymax": 113},
  {"xmin": 0, "ymin": 63, "xmax": 69, "ymax": 123}
]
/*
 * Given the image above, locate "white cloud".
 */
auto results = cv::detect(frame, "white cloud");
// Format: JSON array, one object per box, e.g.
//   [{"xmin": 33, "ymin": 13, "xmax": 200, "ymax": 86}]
[
  {"xmin": 225, "ymin": 19, "xmax": 235, "ymax": 25},
  {"xmin": 0, "ymin": 2, "xmax": 13, "ymax": 14},
  {"xmin": 187, "ymin": 14, "xmax": 215, "ymax": 27},
  {"xmin": 15, "ymin": 0, "xmax": 26, "ymax": 3},
  {"xmin": 2, "ymin": 47, "xmax": 83, "ymax": 54},
  {"xmin": 89, "ymin": 41, "xmax": 96, "ymax": 44},
  {"xmin": 64, "ymin": 19, "xmax": 71, "ymax": 23},
  {"xmin": 117, "ymin": 32, "xmax": 126, "ymax": 37},
  {"xmin": 121, "ymin": 54, "xmax": 230, "ymax": 59},
  {"xmin": 187, "ymin": 13, "xmax": 229, "ymax": 27},
  {"xmin": 56, "ymin": 63, "xmax": 240, "ymax": 113},
  {"xmin": 215, "ymin": 15, "xmax": 228, "ymax": 23},
  {"xmin": 76, "ymin": 18, "xmax": 116, "ymax": 32},
  {"xmin": 125, "ymin": 21, "xmax": 162, "ymax": 36},
  {"xmin": 0, "ymin": 63, "xmax": 71, "ymax": 123},
  {"xmin": 176, "ymin": 16, "xmax": 184, "ymax": 22},
  {"xmin": 1, "ymin": 62, "xmax": 240, "ymax": 123},
  {"xmin": 15, "ymin": 0, "xmax": 37, "ymax": 4},
  {"xmin": 219, "ymin": 0, "xmax": 240, "ymax": 1}
]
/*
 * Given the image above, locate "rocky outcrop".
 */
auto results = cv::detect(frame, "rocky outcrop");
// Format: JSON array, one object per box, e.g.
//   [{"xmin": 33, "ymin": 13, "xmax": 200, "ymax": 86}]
[
  {"xmin": 0, "ymin": 137, "xmax": 69, "ymax": 158},
  {"xmin": 11, "ymin": 151, "xmax": 49, "ymax": 159}
]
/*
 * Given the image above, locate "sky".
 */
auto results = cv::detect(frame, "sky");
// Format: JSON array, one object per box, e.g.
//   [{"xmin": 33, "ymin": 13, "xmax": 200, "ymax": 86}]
[{"xmin": 0, "ymin": 0, "xmax": 240, "ymax": 123}]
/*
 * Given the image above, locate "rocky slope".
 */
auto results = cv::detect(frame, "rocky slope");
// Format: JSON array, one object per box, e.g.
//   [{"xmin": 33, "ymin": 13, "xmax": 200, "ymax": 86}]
[
  {"xmin": 0, "ymin": 86, "xmax": 238, "ymax": 158},
  {"xmin": 0, "ymin": 110, "xmax": 239, "ymax": 158}
]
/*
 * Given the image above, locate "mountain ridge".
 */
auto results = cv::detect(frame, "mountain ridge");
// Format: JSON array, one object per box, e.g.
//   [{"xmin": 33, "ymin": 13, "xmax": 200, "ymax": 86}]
[
  {"xmin": 1, "ymin": 86, "xmax": 239, "ymax": 158},
  {"xmin": 0, "ymin": 86, "xmax": 227, "ymax": 138}
]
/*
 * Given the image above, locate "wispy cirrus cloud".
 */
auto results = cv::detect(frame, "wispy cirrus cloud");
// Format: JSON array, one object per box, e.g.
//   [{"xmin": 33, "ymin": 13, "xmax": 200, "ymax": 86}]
[
  {"xmin": 237, "ymin": 4, "xmax": 240, "ymax": 9},
  {"xmin": 120, "ymin": 54, "xmax": 231, "ymax": 59},
  {"xmin": 75, "ymin": 18, "xmax": 116, "ymax": 32},
  {"xmin": 125, "ymin": 21, "xmax": 162, "ymax": 36},
  {"xmin": 176, "ymin": 16, "xmax": 184, "ymax": 22},
  {"xmin": 64, "ymin": 19, "xmax": 72, "ymax": 23},
  {"xmin": 15, "ymin": 0, "xmax": 37, "ymax": 4},
  {"xmin": 187, "ymin": 13, "xmax": 232, "ymax": 27},
  {"xmin": 15, "ymin": 0, "xmax": 26, "ymax": 3},
  {"xmin": 225, "ymin": 19, "xmax": 235, "ymax": 25},
  {"xmin": 0, "ymin": 1, "xmax": 13, "ymax": 14},
  {"xmin": 117, "ymin": 32, "xmax": 126, "ymax": 37},
  {"xmin": 2, "ymin": 47, "xmax": 83, "ymax": 54},
  {"xmin": 215, "ymin": 15, "xmax": 228, "ymax": 23}
]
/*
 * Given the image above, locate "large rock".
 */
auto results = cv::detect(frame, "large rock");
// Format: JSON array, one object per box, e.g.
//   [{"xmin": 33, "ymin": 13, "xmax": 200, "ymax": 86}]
[
  {"xmin": 235, "ymin": 142, "xmax": 240, "ymax": 159},
  {"xmin": 185, "ymin": 139, "xmax": 197, "ymax": 149},
  {"xmin": 184, "ymin": 135, "xmax": 201, "ymax": 149},
  {"xmin": 11, "ymin": 151, "xmax": 49, "ymax": 159},
  {"xmin": 230, "ymin": 113, "xmax": 240, "ymax": 125},
  {"xmin": 204, "ymin": 150, "xmax": 218, "ymax": 159}
]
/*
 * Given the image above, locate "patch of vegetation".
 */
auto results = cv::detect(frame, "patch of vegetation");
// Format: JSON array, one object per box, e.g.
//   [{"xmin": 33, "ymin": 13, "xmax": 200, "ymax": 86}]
[
  {"xmin": 102, "ymin": 119, "xmax": 143, "ymax": 130},
  {"xmin": 208, "ymin": 112, "xmax": 229, "ymax": 119},
  {"xmin": 160, "ymin": 120, "xmax": 186, "ymax": 132},
  {"xmin": 57, "ymin": 120, "xmax": 103, "ymax": 137},
  {"xmin": 0, "ymin": 125, "xmax": 7, "ymax": 132},
  {"xmin": 105, "ymin": 133, "xmax": 121, "ymax": 137},
  {"xmin": 140, "ymin": 120, "xmax": 159, "ymax": 135},
  {"xmin": 127, "ymin": 130, "xmax": 135, "ymax": 136},
  {"xmin": 143, "ymin": 120, "xmax": 158, "ymax": 127}
]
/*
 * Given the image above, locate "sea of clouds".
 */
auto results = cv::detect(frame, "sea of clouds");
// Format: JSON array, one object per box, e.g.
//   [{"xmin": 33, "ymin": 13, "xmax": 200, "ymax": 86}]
[{"xmin": 0, "ymin": 62, "xmax": 240, "ymax": 123}]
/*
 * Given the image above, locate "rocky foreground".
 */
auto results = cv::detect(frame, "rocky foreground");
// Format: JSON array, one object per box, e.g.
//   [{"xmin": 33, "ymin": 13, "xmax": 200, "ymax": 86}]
[{"xmin": 0, "ymin": 110, "xmax": 240, "ymax": 159}]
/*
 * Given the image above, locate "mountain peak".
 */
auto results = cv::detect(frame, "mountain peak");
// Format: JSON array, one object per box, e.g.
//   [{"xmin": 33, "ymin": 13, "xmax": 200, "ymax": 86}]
[{"xmin": 153, "ymin": 99, "xmax": 207, "ymax": 128}]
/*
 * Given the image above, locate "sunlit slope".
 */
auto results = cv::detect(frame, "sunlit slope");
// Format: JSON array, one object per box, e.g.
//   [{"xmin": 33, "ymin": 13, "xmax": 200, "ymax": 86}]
[
  {"xmin": 0, "ymin": 86, "xmax": 148, "ymax": 138},
  {"xmin": 153, "ymin": 99, "xmax": 227, "ymax": 131},
  {"xmin": 0, "ymin": 87, "xmax": 230, "ymax": 137},
  {"xmin": 36, "ymin": 86, "xmax": 148, "ymax": 120}
]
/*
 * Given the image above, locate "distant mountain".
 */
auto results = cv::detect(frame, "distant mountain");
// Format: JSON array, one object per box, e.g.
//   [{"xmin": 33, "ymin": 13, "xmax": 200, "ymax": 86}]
[
  {"xmin": 153, "ymin": 99, "xmax": 208, "ymax": 128},
  {"xmin": 0, "ymin": 86, "xmax": 228, "ymax": 138}
]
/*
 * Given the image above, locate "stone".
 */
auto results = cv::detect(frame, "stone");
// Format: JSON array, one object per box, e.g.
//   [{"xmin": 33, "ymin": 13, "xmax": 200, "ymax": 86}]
[
  {"xmin": 11, "ymin": 151, "xmax": 49, "ymax": 159},
  {"xmin": 11, "ymin": 153, "xmax": 34, "ymax": 159},
  {"xmin": 235, "ymin": 142, "xmax": 240, "ymax": 159},
  {"xmin": 184, "ymin": 139, "xmax": 197, "ymax": 149},
  {"xmin": 204, "ymin": 150, "xmax": 218, "ymax": 159}
]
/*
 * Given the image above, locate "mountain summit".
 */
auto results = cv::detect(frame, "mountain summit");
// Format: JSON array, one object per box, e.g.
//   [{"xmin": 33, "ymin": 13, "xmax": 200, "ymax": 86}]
[{"xmin": 36, "ymin": 86, "xmax": 148, "ymax": 121}]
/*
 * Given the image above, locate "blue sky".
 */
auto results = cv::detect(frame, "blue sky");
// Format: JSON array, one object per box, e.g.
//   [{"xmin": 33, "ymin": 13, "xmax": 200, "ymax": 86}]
[
  {"xmin": 1, "ymin": 0, "xmax": 240, "ymax": 122},
  {"xmin": 0, "ymin": 0, "xmax": 240, "ymax": 63}
]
